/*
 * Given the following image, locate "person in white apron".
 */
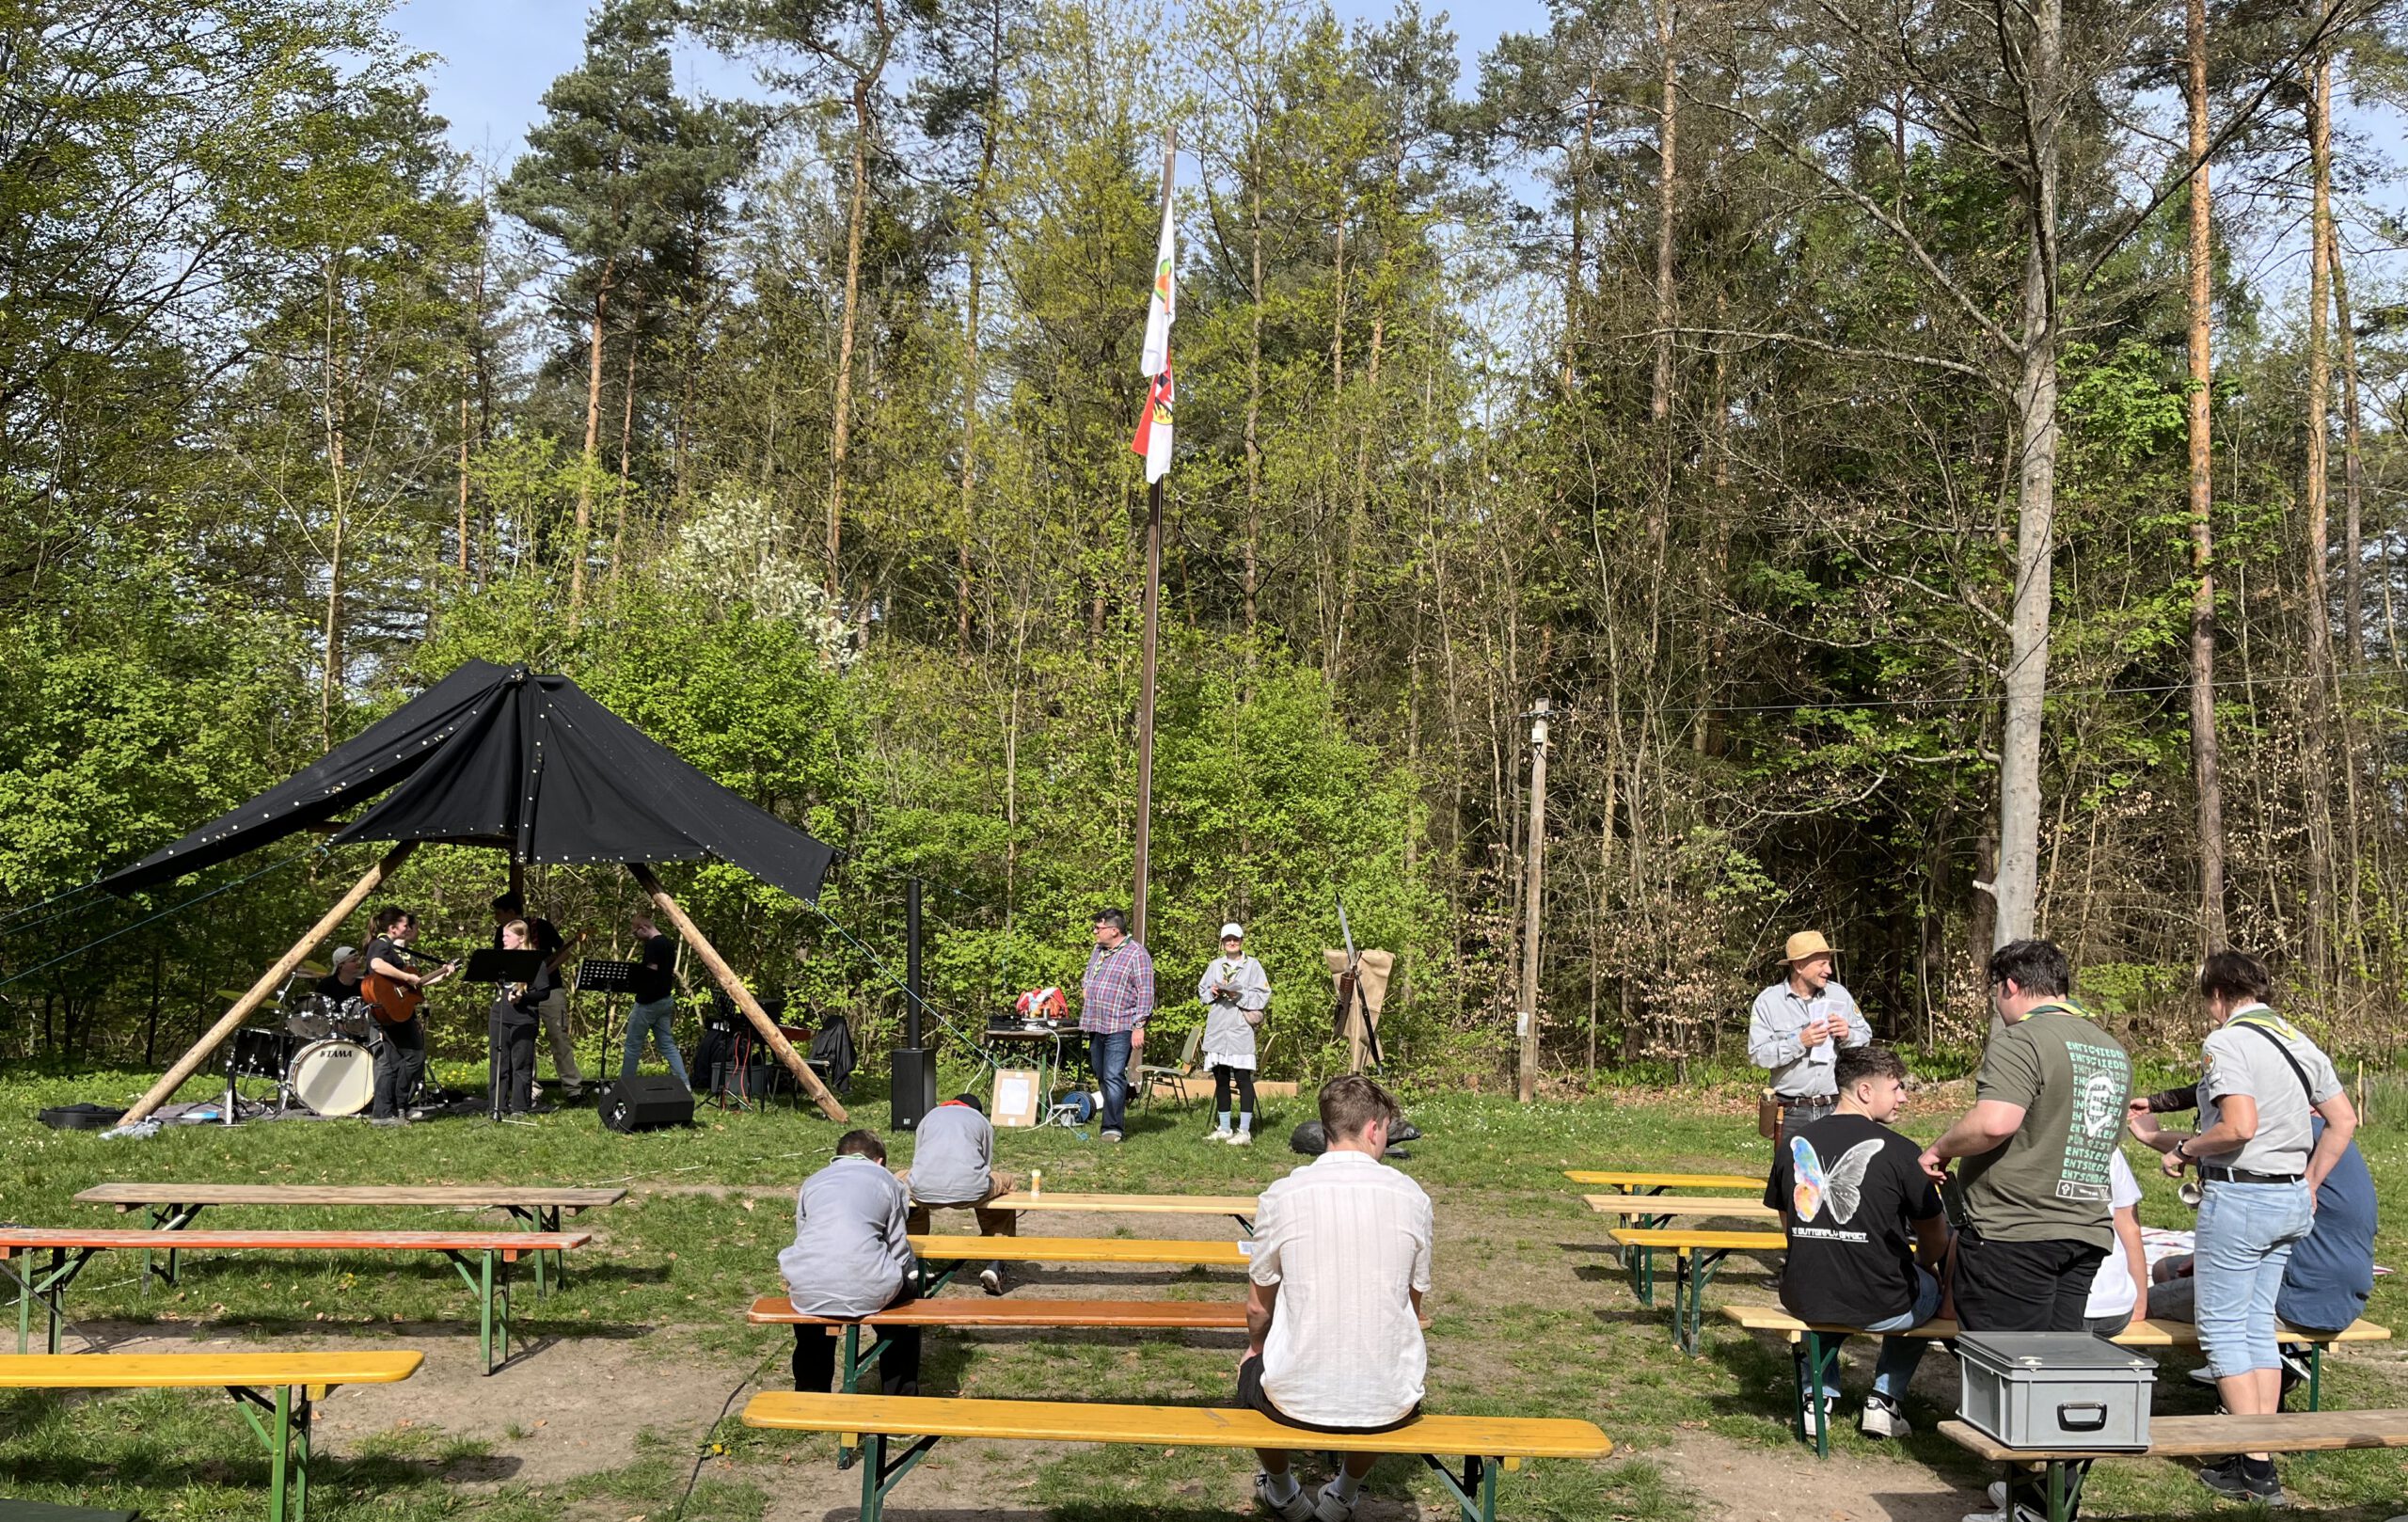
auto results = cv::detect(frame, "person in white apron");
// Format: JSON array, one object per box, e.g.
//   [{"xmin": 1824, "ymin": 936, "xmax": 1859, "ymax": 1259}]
[{"xmin": 1198, "ymin": 923, "xmax": 1270, "ymax": 1144}]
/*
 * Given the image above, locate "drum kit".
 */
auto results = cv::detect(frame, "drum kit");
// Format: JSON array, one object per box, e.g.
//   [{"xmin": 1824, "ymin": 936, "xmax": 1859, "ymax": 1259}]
[{"xmin": 219, "ymin": 975, "xmax": 382, "ymax": 1121}]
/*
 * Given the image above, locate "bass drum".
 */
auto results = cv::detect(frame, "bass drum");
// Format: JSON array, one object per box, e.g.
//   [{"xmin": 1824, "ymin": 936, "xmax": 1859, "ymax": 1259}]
[{"xmin": 289, "ymin": 1037, "xmax": 376, "ymax": 1118}]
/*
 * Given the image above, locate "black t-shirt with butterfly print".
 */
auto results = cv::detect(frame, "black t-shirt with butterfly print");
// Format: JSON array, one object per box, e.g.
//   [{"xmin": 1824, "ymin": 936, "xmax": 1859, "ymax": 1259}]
[{"xmin": 1763, "ymin": 1111, "xmax": 1943, "ymax": 1327}]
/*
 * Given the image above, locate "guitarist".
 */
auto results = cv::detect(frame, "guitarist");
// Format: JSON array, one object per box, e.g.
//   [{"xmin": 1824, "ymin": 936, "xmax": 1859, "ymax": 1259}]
[{"xmin": 363, "ymin": 907, "xmax": 452, "ymax": 1126}]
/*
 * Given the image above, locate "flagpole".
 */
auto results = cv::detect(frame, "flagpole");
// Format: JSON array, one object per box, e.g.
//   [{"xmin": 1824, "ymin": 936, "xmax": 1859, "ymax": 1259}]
[{"xmin": 1132, "ymin": 127, "xmax": 1175, "ymax": 946}]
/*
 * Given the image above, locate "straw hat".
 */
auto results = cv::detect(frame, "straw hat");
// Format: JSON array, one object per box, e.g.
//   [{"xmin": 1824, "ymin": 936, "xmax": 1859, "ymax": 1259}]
[{"xmin": 1782, "ymin": 930, "xmax": 1836, "ymax": 965}]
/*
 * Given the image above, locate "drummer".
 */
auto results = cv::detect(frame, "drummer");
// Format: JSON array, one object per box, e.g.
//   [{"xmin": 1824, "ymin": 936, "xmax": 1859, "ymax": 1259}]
[{"xmin": 316, "ymin": 946, "xmax": 365, "ymax": 1004}]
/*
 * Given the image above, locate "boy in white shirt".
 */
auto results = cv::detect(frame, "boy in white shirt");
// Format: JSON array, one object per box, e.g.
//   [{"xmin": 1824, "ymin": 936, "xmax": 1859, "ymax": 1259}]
[{"xmin": 1242, "ymin": 1074, "xmax": 1431, "ymax": 1522}]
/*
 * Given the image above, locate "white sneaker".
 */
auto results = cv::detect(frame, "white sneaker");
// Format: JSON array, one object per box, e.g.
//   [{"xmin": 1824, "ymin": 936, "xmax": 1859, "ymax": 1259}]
[
  {"xmin": 1311, "ymin": 1479, "xmax": 1358, "ymax": 1521},
  {"xmin": 1253, "ymin": 1472, "xmax": 1313, "ymax": 1522},
  {"xmin": 1206, "ymin": 1127, "xmax": 1233, "ymax": 1143},
  {"xmin": 1859, "ymin": 1394, "xmax": 1911, "ymax": 1438},
  {"xmin": 977, "ymin": 1266, "xmax": 1004, "ymax": 1296},
  {"xmin": 1229, "ymin": 1130, "xmax": 1254, "ymax": 1145}
]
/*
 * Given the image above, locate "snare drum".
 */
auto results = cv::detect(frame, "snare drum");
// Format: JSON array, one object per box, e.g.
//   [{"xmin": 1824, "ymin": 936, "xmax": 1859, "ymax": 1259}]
[
  {"xmin": 288, "ymin": 1037, "xmax": 376, "ymax": 1117},
  {"xmin": 228, "ymin": 1026, "xmax": 299, "ymax": 1080}
]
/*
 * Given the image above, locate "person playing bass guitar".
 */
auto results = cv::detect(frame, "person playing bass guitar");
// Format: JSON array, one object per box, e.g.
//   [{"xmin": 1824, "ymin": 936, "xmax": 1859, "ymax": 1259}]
[{"xmin": 362, "ymin": 907, "xmax": 455, "ymax": 1126}]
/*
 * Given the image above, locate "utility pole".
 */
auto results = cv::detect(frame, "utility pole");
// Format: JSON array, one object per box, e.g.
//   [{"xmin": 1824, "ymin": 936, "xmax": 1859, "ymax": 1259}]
[{"xmin": 1517, "ymin": 699, "xmax": 1550, "ymax": 1102}]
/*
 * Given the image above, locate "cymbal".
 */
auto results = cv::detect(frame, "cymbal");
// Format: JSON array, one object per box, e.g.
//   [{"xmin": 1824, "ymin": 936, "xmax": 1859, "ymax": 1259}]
[{"xmin": 299, "ymin": 961, "xmax": 329, "ymax": 977}]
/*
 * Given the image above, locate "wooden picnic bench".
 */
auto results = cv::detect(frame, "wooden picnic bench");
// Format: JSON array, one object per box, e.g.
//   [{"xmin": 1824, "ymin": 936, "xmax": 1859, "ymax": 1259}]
[
  {"xmin": 741, "ymin": 1390, "xmax": 1613, "ymax": 1522},
  {"xmin": 0, "ymin": 1228, "xmax": 588, "ymax": 1374},
  {"xmin": 1604, "ymin": 1227, "xmax": 1786, "ymax": 1354},
  {"xmin": 1937, "ymin": 1408, "xmax": 2408, "ymax": 1522},
  {"xmin": 1720, "ymin": 1304, "xmax": 2396, "ymax": 1453},
  {"xmin": 0, "ymin": 1349, "xmax": 421, "ymax": 1522},
  {"xmin": 73, "ymin": 1181, "xmax": 625, "ymax": 1294},
  {"xmin": 905, "ymin": 1232, "xmax": 1249, "ymax": 1294},
  {"xmin": 1564, "ymin": 1169, "xmax": 1763, "ymax": 1193},
  {"xmin": 984, "ymin": 1191, "xmax": 1258, "ymax": 1233}
]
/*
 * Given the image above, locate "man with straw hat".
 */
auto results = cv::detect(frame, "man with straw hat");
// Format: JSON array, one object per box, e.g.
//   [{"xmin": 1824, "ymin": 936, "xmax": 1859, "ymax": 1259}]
[{"xmin": 1750, "ymin": 930, "xmax": 1870, "ymax": 1152}]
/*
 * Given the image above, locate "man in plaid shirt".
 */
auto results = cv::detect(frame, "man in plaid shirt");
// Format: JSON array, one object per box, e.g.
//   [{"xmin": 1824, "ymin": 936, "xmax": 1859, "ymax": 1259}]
[{"xmin": 1080, "ymin": 909, "xmax": 1154, "ymax": 1142}]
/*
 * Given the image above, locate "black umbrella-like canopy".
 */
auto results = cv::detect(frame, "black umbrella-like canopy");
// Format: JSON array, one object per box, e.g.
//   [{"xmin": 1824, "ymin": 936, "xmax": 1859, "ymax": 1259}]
[{"xmin": 103, "ymin": 659, "xmax": 833, "ymax": 900}]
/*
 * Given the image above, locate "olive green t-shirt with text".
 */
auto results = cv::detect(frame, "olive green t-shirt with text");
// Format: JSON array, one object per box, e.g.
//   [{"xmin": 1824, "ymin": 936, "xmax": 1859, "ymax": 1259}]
[{"xmin": 1958, "ymin": 1007, "xmax": 2130, "ymax": 1249}]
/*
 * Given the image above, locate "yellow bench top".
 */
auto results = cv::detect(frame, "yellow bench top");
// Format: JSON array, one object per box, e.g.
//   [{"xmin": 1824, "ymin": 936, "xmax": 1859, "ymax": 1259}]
[
  {"xmin": 1606, "ymin": 1228, "xmax": 1786, "ymax": 1252},
  {"xmin": 1939, "ymin": 1409, "xmax": 2408, "ymax": 1462},
  {"xmin": 0, "ymin": 1351, "xmax": 424, "ymax": 1389},
  {"xmin": 910, "ymin": 1234, "xmax": 1251, "ymax": 1266},
  {"xmin": 1585, "ymin": 1195, "xmax": 1778, "ymax": 1219},
  {"xmin": 742, "ymin": 1391, "xmax": 1613, "ymax": 1460},
  {"xmin": 984, "ymin": 1192, "xmax": 1258, "ymax": 1215},
  {"xmin": 1720, "ymin": 1305, "xmax": 2394, "ymax": 1346},
  {"xmin": 1566, "ymin": 1170, "xmax": 1763, "ymax": 1191}
]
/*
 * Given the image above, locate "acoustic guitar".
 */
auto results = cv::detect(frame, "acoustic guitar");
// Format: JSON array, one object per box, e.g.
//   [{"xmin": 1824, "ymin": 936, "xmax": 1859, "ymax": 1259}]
[{"xmin": 363, "ymin": 954, "xmax": 457, "ymax": 1026}]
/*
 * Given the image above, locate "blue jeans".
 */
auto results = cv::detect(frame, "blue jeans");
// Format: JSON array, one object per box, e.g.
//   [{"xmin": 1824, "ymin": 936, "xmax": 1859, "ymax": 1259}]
[
  {"xmin": 623, "ymin": 996, "xmax": 689, "ymax": 1086},
  {"xmin": 2195, "ymin": 1179, "xmax": 2313, "ymax": 1380},
  {"xmin": 1803, "ymin": 1264, "xmax": 1942, "ymax": 1403},
  {"xmin": 1086, "ymin": 1029, "xmax": 1133, "ymax": 1134}
]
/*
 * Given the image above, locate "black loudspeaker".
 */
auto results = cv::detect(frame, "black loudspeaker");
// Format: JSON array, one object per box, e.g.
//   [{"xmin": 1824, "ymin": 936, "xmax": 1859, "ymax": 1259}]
[
  {"xmin": 889, "ymin": 1048, "xmax": 940, "ymax": 1131},
  {"xmin": 599, "ymin": 1073, "xmax": 694, "ymax": 1133}
]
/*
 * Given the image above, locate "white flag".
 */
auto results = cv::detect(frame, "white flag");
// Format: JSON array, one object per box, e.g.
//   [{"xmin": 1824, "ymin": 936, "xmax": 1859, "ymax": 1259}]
[{"xmin": 1139, "ymin": 194, "xmax": 1175, "ymax": 378}]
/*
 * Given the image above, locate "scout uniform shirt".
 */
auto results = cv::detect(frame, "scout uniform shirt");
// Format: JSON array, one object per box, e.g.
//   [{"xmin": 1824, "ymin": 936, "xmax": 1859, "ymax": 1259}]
[{"xmin": 1957, "ymin": 1002, "xmax": 2131, "ymax": 1250}]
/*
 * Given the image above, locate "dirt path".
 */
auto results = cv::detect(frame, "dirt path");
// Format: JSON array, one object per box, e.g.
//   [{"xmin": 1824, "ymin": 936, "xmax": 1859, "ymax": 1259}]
[{"xmin": 1659, "ymin": 1431, "xmax": 1972, "ymax": 1522}]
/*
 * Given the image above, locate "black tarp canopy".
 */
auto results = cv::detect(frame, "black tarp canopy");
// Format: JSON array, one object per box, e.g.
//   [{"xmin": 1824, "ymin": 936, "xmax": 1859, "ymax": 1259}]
[{"xmin": 103, "ymin": 659, "xmax": 833, "ymax": 900}]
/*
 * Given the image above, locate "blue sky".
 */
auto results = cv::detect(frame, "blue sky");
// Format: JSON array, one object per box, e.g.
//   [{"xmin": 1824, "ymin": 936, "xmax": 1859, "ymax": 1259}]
[{"xmin": 389, "ymin": 0, "xmax": 1552, "ymax": 166}]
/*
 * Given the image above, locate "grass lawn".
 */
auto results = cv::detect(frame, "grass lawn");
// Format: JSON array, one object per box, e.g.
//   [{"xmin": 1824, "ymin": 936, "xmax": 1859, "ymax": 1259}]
[{"xmin": 2, "ymin": 1057, "xmax": 2401, "ymax": 1521}]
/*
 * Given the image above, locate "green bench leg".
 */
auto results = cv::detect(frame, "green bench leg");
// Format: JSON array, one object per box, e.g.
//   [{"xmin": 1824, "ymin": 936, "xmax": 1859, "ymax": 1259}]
[
  {"xmin": 9, "ymin": 1246, "xmax": 97, "ymax": 1354},
  {"xmin": 855, "ymin": 1430, "xmax": 941, "ymax": 1522},
  {"xmin": 1794, "ymin": 1330, "xmax": 1842, "ymax": 1458},
  {"xmin": 228, "ymin": 1383, "xmax": 311, "ymax": 1522},
  {"xmin": 1421, "ymin": 1455, "xmax": 1500, "ymax": 1522},
  {"xmin": 1627, "ymin": 1245, "xmax": 1656, "ymax": 1308},
  {"xmin": 442, "ymin": 1249, "xmax": 512, "ymax": 1374},
  {"xmin": 2306, "ymin": 1344, "xmax": 2321, "ymax": 1412}
]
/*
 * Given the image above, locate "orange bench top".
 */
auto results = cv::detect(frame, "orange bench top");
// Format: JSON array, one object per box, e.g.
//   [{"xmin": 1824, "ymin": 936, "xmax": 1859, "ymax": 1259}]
[
  {"xmin": 76, "ymin": 1182, "xmax": 626, "ymax": 1211},
  {"xmin": 0, "ymin": 1228, "xmax": 590, "ymax": 1256},
  {"xmin": 0, "ymin": 1351, "xmax": 424, "ymax": 1390},
  {"xmin": 748, "ymin": 1293, "xmax": 1247, "ymax": 1329}
]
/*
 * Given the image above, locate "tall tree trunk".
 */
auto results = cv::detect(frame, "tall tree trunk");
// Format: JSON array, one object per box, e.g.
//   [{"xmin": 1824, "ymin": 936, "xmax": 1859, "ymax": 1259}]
[
  {"xmin": 957, "ymin": 23, "xmax": 1003, "ymax": 665},
  {"xmin": 320, "ymin": 262, "xmax": 348, "ymax": 752},
  {"xmin": 1244, "ymin": 173, "xmax": 1263, "ymax": 637},
  {"xmin": 2184, "ymin": 0, "xmax": 2226, "ymax": 946},
  {"xmin": 1648, "ymin": 0, "xmax": 1679, "ymax": 657},
  {"xmin": 827, "ymin": 8, "xmax": 895, "ymax": 601},
  {"xmin": 457, "ymin": 380, "xmax": 471, "ymax": 579},
  {"xmin": 2301, "ymin": 54, "xmax": 2335, "ymax": 990},
  {"xmin": 1989, "ymin": 0, "xmax": 2064, "ymax": 947},
  {"xmin": 827, "ymin": 77, "xmax": 873, "ymax": 598},
  {"xmin": 572, "ymin": 266, "xmax": 611, "ymax": 627},
  {"xmin": 2329, "ymin": 218, "xmax": 2365, "ymax": 670},
  {"xmin": 612, "ymin": 309, "xmax": 639, "ymax": 583}
]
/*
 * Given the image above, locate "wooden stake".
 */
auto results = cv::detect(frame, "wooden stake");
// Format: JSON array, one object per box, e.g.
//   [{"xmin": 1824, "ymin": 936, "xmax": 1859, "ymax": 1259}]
[
  {"xmin": 121, "ymin": 842, "xmax": 419, "ymax": 1125},
  {"xmin": 1518, "ymin": 701, "xmax": 1550, "ymax": 1103},
  {"xmin": 628, "ymin": 863, "xmax": 848, "ymax": 1122}
]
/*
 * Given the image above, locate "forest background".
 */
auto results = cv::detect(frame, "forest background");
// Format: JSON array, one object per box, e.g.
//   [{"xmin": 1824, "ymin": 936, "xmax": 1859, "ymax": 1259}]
[{"xmin": 5, "ymin": 0, "xmax": 2407, "ymax": 1087}]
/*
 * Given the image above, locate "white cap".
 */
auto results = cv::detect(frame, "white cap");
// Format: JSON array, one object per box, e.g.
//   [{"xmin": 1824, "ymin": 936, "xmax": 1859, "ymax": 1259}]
[{"xmin": 1219, "ymin": 923, "xmax": 1244, "ymax": 940}]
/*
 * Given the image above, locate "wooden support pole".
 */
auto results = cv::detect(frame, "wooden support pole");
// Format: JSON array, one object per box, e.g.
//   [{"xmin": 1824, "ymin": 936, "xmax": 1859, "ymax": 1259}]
[
  {"xmin": 627, "ymin": 863, "xmax": 848, "ymax": 1123},
  {"xmin": 122, "ymin": 842, "xmax": 419, "ymax": 1125},
  {"xmin": 1518, "ymin": 700, "xmax": 1550, "ymax": 1103}
]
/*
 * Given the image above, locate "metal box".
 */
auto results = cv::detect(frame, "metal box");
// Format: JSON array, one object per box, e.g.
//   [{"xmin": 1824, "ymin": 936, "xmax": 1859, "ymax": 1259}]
[{"xmin": 1956, "ymin": 1331, "xmax": 2156, "ymax": 1451}]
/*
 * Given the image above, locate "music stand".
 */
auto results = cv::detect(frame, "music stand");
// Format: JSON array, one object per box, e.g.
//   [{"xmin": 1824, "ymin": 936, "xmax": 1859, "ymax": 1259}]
[
  {"xmin": 577, "ymin": 959, "xmax": 642, "ymax": 1086},
  {"xmin": 466, "ymin": 948, "xmax": 545, "ymax": 984}
]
